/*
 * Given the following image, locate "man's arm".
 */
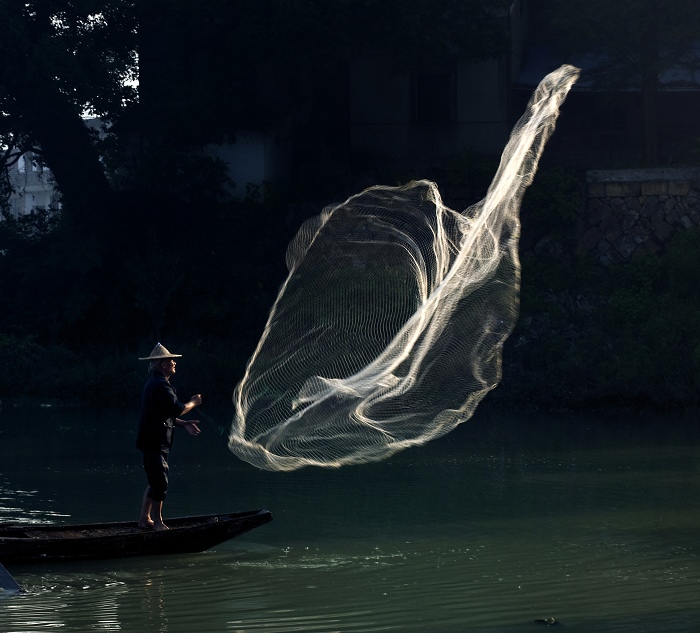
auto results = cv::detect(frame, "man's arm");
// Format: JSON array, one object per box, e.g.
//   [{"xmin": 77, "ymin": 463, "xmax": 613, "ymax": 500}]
[
  {"xmin": 179, "ymin": 393, "xmax": 202, "ymax": 417},
  {"xmin": 174, "ymin": 394, "xmax": 203, "ymax": 435}
]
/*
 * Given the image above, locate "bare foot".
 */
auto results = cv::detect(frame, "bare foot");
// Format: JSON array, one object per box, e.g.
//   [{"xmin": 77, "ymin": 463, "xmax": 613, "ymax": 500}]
[
  {"xmin": 153, "ymin": 522, "xmax": 169, "ymax": 531},
  {"xmin": 138, "ymin": 519, "xmax": 154, "ymax": 529}
]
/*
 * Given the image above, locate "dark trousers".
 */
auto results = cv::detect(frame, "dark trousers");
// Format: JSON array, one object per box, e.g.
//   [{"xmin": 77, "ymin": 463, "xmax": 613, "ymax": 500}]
[{"xmin": 143, "ymin": 450, "xmax": 169, "ymax": 501}]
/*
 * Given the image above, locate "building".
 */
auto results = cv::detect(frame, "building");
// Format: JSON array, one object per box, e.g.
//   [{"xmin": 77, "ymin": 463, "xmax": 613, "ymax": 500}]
[
  {"xmin": 347, "ymin": 1, "xmax": 528, "ymax": 172},
  {"xmin": 513, "ymin": 0, "xmax": 700, "ymax": 167},
  {"xmin": 4, "ymin": 151, "xmax": 58, "ymax": 217}
]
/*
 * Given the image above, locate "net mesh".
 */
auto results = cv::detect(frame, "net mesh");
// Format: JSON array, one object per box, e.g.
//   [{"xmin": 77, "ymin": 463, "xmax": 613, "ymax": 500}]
[{"xmin": 229, "ymin": 65, "xmax": 580, "ymax": 470}]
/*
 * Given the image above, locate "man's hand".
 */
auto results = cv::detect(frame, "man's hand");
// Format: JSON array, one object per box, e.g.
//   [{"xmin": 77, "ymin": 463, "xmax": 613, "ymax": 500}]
[
  {"xmin": 183, "ymin": 420, "xmax": 201, "ymax": 436},
  {"xmin": 190, "ymin": 394, "xmax": 203, "ymax": 407}
]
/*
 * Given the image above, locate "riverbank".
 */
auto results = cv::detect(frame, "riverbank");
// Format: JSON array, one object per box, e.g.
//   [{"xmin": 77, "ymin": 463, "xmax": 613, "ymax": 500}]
[{"xmin": 0, "ymin": 325, "xmax": 697, "ymax": 414}]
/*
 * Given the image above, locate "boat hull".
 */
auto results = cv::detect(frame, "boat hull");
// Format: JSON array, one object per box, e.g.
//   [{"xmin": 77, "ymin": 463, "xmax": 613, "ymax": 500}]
[{"xmin": 0, "ymin": 510, "xmax": 272, "ymax": 563}]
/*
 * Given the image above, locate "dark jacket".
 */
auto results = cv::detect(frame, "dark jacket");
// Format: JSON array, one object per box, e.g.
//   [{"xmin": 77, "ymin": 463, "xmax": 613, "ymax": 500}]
[{"xmin": 135, "ymin": 373, "xmax": 186, "ymax": 453}]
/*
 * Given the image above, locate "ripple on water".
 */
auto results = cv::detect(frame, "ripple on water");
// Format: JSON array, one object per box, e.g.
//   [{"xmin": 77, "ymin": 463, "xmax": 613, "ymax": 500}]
[{"xmin": 1, "ymin": 525, "xmax": 699, "ymax": 633}]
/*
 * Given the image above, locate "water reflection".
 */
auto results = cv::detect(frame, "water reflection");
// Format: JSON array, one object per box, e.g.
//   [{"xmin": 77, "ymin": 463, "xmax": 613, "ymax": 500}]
[
  {"xmin": 1, "ymin": 479, "xmax": 70, "ymax": 525},
  {"xmin": 0, "ymin": 406, "xmax": 699, "ymax": 632}
]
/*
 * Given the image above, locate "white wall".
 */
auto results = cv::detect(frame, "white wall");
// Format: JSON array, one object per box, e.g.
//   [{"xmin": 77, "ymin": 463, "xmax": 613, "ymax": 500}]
[
  {"xmin": 206, "ymin": 131, "xmax": 289, "ymax": 199},
  {"xmin": 5, "ymin": 153, "xmax": 57, "ymax": 217}
]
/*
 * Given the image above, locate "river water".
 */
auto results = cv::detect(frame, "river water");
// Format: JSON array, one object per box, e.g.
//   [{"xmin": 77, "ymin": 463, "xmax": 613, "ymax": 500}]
[{"xmin": 0, "ymin": 404, "xmax": 698, "ymax": 632}]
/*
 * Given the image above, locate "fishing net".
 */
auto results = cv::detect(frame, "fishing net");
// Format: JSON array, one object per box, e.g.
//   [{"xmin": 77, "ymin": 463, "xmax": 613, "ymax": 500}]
[{"xmin": 229, "ymin": 65, "xmax": 580, "ymax": 470}]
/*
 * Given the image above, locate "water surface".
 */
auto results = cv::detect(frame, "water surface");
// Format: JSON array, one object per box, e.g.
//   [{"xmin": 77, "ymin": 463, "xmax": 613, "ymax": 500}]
[{"xmin": 0, "ymin": 405, "xmax": 698, "ymax": 632}]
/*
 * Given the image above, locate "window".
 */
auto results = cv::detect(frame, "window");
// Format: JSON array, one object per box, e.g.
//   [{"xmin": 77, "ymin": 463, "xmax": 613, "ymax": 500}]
[{"xmin": 411, "ymin": 71, "xmax": 455, "ymax": 124}]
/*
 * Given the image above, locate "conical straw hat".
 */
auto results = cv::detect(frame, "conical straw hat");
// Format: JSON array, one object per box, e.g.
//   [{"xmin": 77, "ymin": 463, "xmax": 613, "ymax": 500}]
[{"xmin": 139, "ymin": 343, "xmax": 182, "ymax": 360}]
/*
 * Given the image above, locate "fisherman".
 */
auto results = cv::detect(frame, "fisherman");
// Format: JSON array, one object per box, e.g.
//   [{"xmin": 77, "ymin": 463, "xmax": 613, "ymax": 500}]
[{"xmin": 136, "ymin": 343, "xmax": 202, "ymax": 531}]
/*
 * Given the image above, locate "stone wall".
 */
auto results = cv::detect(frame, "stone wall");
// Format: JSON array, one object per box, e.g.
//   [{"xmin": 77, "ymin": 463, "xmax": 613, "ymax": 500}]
[{"xmin": 580, "ymin": 168, "xmax": 700, "ymax": 266}]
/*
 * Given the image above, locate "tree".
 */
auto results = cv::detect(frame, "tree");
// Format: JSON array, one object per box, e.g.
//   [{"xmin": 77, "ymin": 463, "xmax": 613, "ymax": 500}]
[
  {"xmin": 0, "ymin": 0, "xmax": 138, "ymax": 229},
  {"xmin": 0, "ymin": 0, "xmax": 511, "ymax": 345},
  {"xmin": 546, "ymin": 0, "xmax": 700, "ymax": 165}
]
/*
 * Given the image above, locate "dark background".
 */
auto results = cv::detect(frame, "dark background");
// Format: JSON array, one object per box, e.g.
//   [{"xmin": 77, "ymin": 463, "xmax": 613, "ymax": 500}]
[{"xmin": 1, "ymin": 0, "xmax": 700, "ymax": 412}]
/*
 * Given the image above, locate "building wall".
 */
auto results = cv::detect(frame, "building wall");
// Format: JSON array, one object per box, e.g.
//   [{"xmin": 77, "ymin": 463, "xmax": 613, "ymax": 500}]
[
  {"xmin": 580, "ymin": 168, "xmax": 700, "ymax": 265},
  {"xmin": 206, "ymin": 131, "xmax": 289, "ymax": 200},
  {"xmin": 348, "ymin": 2, "xmax": 527, "ymax": 170},
  {"xmin": 5, "ymin": 153, "xmax": 57, "ymax": 217},
  {"xmin": 454, "ymin": 58, "xmax": 510, "ymax": 154},
  {"xmin": 348, "ymin": 56, "xmax": 412, "ymax": 164},
  {"xmin": 349, "ymin": 55, "xmax": 511, "ymax": 170}
]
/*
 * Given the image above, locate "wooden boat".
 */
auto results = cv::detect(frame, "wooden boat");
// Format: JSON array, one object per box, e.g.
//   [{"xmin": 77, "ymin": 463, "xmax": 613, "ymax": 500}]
[{"xmin": 0, "ymin": 509, "xmax": 272, "ymax": 563}]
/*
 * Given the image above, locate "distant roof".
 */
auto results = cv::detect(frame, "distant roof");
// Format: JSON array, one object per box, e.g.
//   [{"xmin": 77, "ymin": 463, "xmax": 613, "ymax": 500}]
[{"xmin": 515, "ymin": 44, "xmax": 700, "ymax": 92}]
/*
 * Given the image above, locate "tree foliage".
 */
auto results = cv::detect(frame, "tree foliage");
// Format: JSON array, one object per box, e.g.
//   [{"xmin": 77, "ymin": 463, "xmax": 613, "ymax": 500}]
[{"xmin": 0, "ymin": 1, "xmax": 138, "ymax": 224}]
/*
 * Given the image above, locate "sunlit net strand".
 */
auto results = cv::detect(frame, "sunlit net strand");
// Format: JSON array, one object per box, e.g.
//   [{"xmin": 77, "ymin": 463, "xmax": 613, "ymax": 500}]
[
  {"xmin": 229, "ymin": 65, "xmax": 580, "ymax": 471},
  {"xmin": 230, "ymin": 66, "xmax": 579, "ymax": 469}
]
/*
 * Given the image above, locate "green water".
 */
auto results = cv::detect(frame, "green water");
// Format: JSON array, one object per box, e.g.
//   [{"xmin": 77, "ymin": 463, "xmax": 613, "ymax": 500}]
[{"xmin": 1, "ymin": 405, "xmax": 699, "ymax": 632}]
